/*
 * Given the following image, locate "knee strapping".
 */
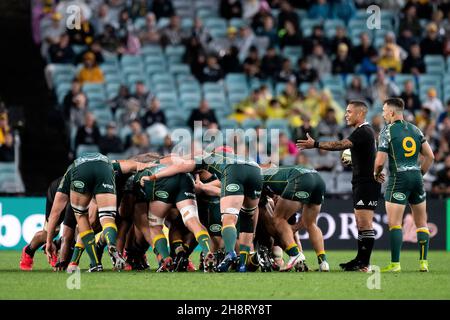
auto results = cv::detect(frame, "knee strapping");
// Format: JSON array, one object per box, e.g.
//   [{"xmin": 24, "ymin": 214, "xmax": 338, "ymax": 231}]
[
  {"xmin": 71, "ymin": 204, "xmax": 89, "ymax": 216},
  {"xmin": 223, "ymin": 207, "xmax": 240, "ymax": 216},
  {"xmin": 179, "ymin": 205, "xmax": 199, "ymax": 224},
  {"xmin": 148, "ymin": 212, "xmax": 165, "ymax": 227},
  {"xmin": 98, "ymin": 206, "xmax": 117, "ymax": 220}
]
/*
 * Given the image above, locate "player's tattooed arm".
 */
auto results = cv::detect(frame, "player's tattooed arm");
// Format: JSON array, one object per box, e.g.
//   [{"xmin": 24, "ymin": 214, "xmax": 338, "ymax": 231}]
[{"xmin": 296, "ymin": 133, "xmax": 353, "ymax": 151}]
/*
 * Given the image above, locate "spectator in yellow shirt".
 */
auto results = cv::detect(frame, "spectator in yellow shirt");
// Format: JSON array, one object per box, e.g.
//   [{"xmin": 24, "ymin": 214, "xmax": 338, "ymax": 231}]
[
  {"xmin": 77, "ymin": 52, "xmax": 105, "ymax": 84},
  {"xmin": 378, "ymin": 44, "xmax": 402, "ymax": 73},
  {"xmin": 265, "ymin": 99, "xmax": 286, "ymax": 119}
]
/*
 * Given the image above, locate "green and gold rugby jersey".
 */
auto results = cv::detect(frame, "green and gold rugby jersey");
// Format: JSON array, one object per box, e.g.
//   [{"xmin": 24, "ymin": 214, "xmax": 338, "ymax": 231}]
[
  {"xmin": 73, "ymin": 152, "xmax": 111, "ymax": 167},
  {"xmin": 261, "ymin": 166, "xmax": 318, "ymax": 195},
  {"xmin": 378, "ymin": 120, "xmax": 426, "ymax": 175},
  {"xmin": 57, "ymin": 164, "xmax": 74, "ymax": 195},
  {"xmin": 193, "ymin": 151, "xmax": 260, "ymax": 180}
]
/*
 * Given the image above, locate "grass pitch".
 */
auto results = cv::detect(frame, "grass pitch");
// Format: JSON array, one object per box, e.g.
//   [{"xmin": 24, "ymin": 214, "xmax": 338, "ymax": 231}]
[{"xmin": 1, "ymin": 250, "xmax": 449, "ymax": 300}]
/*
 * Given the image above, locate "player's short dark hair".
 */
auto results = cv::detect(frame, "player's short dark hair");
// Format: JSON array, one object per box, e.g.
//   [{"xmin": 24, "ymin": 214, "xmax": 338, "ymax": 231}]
[
  {"xmin": 348, "ymin": 100, "xmax": 368, "ymax": 113},
  {"xmin": 384, "ymin": 97, "xmax": 405, "ymax": 111}
]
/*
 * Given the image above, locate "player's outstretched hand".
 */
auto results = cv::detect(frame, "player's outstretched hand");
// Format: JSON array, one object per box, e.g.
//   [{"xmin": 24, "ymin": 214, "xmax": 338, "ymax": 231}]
[
  {"xmin": 140, "ymin": 174, "xmax": 157, "ymax": 186},
  {"xmin": 296, "ymin": 133, "xmax": 315, "ymax": 150},
  {"xmin": 45, "ymin": 241, "xmax": 56, "ymax": 265}
]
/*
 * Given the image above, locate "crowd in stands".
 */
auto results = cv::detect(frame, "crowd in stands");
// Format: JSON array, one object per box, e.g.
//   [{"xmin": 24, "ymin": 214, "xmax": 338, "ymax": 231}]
[
  {"xmin": 32, "ymin": 0, "xmax": 450, "ymax": 194},
  {"xmin": 0, "ymin": 102, "xmax": 15, "ymax": 163}
]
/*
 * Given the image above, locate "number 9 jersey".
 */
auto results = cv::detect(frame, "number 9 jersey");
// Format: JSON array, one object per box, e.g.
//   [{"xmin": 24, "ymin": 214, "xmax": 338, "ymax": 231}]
[{"xmin": 378, "ymin": 120, "xmax": 426, "ymax": 205}]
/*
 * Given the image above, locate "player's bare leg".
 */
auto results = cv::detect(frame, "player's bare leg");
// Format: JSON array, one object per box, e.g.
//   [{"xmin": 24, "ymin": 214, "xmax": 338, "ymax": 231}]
[
  {"xmin": 147, "ymin": 201, "xmax": 173, "ymax": 271},
  {"xmin": 410, "ymin": 201, "xmax": 430, "ymax": 272},
  {"xmin": 302, "ymin": 203, "xmax": 328, "ymax": 271},
  {"xmin": 382, "ymin": 202, "xmax": 406, "ymax": 272},
  {"xmin": 20, "ymin": 230, "xmax": 47, "ymax": 271}
]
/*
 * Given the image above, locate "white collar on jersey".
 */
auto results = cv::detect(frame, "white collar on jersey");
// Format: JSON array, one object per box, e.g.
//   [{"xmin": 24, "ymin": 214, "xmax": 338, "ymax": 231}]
[{"xmin": 358, "ymin": 121, "xmax": 369, "ymax": 128}]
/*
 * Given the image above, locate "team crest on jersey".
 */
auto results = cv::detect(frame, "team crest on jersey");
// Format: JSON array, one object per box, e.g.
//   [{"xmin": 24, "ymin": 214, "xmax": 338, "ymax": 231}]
[
  {"xmin": 155, "ymin": 191, "xmax": 169, "ymax": 199},
  {"xmin": 295, "ymin": 191, "xmax": 310, "ymax": 199},
  {"xmin": 72, "ymin": 180, "xmax": 85, "ymax": 189},
  {"xmin": 393, "ymin": 192, "xmax": 406, "ymax": 201},
  {"xmin": 226, "ymin": 184, "xmax": 240, "ymax": 192},
  {"xmin": 209, "ymin": 224, "xmax": 222, "ymax": 233}
]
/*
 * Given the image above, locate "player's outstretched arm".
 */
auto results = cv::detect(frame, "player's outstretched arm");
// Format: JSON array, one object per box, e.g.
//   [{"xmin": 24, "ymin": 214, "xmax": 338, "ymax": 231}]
[
  {"xmin": 117, "ymin": 160, "xmax": 157, "ymax": 174},
  {"xmin": 419, "ymin": 141, "xmax": 435, "ymax": 175},
  {"xmin": 198, "ymin": 179, "xmax": 221, "ymax": 197},
  {"xmin": 45, "ymin": 192, "xmax": 69, "ymax": 260},
  {"xmin": 296, "ymin": 133, "xmax": 353, "ymax": 151}
]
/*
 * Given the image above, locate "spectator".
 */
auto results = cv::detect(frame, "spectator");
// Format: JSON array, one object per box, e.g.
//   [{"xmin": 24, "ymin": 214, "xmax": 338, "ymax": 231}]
[
  {"xmin": 141, "ymin": 97, "xmax": 166, "ymax": 128},
  {"xmin": 183, "ymin": 36, "xmax": 206, "ymax": 67},
  {"xmin": 74, "ymin": 112, "xmax": 101, "ymax": 151},
  {"xmin": 278, "ymin": 81, "xmax": 300, "ymax": 109},
  {"xmin": 276, "ymin": 58, "xmax": 297, "ymax": 83},
  {"xmin": 292, "ymin": 113, "xmax": 318, "ymax": 141},
  {"xmin": 243, "ymin": 46, "xmax": 262, "ymax": 78},
  {"xmin": 188, "ymin": 100, "xmax": 218, "ymax": 130},
  {"xmin": 378, "ymin": 43, "xmax": 402, "ymax": 73},
  {"xmin": 67, "ymin": 13, "xmax": 95, "ymax": 46},
  {"xmin": 277, "ymin": 0, "xmax": 299, "ymax": 32},
  {"xmin": 316, "ymin": 107, "xmax": 340, "ymax": 139},
  {"xmin": 63, "ymin": 79, "xmax": 82, "ymax": 120},
  {"xmin": 92, "ymin": 3, "xmax": 113, "ymax": 35},
  {"xmin": 255, "ymin": 15, "xmax": 279, "ymax": 47},
  {"xmin": 432, "ymin": 155, "xmax": 450, "ymax": 195},
  {"xmin": 261, "ymin": 46, "xmax": 282, "ymax": 79},
  {"xmin": 332, "ymin": 43, "xmax": 354, "ymax": 75},
  {"xmin": 381, "ymin": 32, "xmax": 408, "ymax": 61},
  {"xmin": 402, "ymin": 43, "xmax": 426, "ymax": 75},
  {"xmin": 109, "ymin": 84, "xmax": 131, "ymax": 116},
  {"xmin": 307, "ymin": 44, "xmax": 332, "ymax": 78},
  {"xmin": 368, "ymin": 69, "xmax": 400, "ymax": 104},
  {"xmin": 220, "ymin": 0, "xmax": 243, "ymax": 19},
  {"xmin": 0, "ymin": 110, "xmax": 11, "ymax": 147},
  {"xmin": 119, "ymin": 98, "xmax": 141, "ymax": 126},
  {"xmin": 152, "ymin": 0, "xmax": 175, "ymax": 20},
  {"xmin": 138, "ymin": 12, "xmax": 161, "ymax": 46},
  {"xmin": 423, "ymin": 88, "xmax": 444, "ymax": 118},
  {"xmin": 279, "ymin": 20, "xmax": 302, "ymax": 49},
  {"xmin": 345, "ymin": 75, "xmax": 372, "ymax": 104},
  {"xmin": 243, "ymin": 0, "xmax": 261, "ymax": 20},
  {"xmin": 158, "ymin": 134, "xmax": 175, "ymax": 155},
  {"xmin": 77, "ymin": 52, "xmax": 105, "ymax": 84},
  {"xmin": 415, "ymin": 106, "xmax": 434, "ymax": 133},
  {"xmin": 220, "ymin": 46, "xmax": 243, "ymax": 74},
  {"xmin": 99, "ymin": 122, "xmax": 124, "ymax": 155},
  {"xmin": 399, "ymin": 4, "xmax": 422, "ymax": 38},
  {"xmin": 352, "ymin": 32, "xmax": 377, "ymax": 65},
  {"xmin": 278, "ymin": 132, "xmax": 298, "ymax": 165},
  {"xmin": 310, "ymin": 147, "xmax": 340, "ymax": 171},
  {"xmin": 160, "ymin": 15, "xmax": 187, "ymax": 46},
  {"xmin": 400, "ymin": 80, "xmax": 422, "ymax": 114},
  {"xmin": 48, "ymin": 33, "xmax": 75, "ymax": 63},
  {"xmin": 40, "ymin": 12, "xmax": 65, "ymax": 58},
  {"xmin": 75, "ymin": 39, "xmax": 105, "ymax": 65},
  {"xmin": 264, "ymin": 99, "xmax": 285, "ymax": 120},
  {"xmin": 191, "ymin": 18, "xmax": 212, "ymax": 47},
  {"xmin": 200, "ymin": 55, "xmax": 224, "ymax": 83},
  {"xmin": 308, "ymin": 0, "xmax": 330, "ymax": 19},
  {"xmin": 420, "ymin": 23, "xmax": 444, "ymax": 56},
  {"xmin": 124, "ymin": 119, "xmax": 150, "ymax": 154},
  {"xmin": 132, "ymin": 81, "xmax": 152, "ymax": 110},
  {"xmin": 70, "ymin": 93, "xmax": 88, "ymax": 128},
  {"xmin": 295, "ymin": 152, "xmax": 313, "ymax": 167},
  {"xmin": 295, "ymin": 57, "xmax": 319, "ymax": 84},
  {"xmin": 438, "ymin": 100, "xmax": 450, "ymax": 126},
  {"xmin": 303, "ymin": 25, "xmax": 329, "ymax": 56},
  {"xmin": 0, "ymin": 132, "xmax": 14, "ymax": 162},
  {"xmin": 333, "ymin": 0, "xmax": 356, "ymax": 24},
  {"xmin": 98, "ymin": 24, "xmax": 121, "ymax": 53},
  {"xmin": 236, "ymin": 25, "xmax": 257, "ymax": 61},
  {"xmin": 330, "ymin": 25, "xmax": 352, "ymax": 54}
]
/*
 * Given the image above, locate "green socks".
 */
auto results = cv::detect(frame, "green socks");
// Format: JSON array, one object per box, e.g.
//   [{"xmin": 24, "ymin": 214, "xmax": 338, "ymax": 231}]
[
  {"xmin": 70, "ymin": 243, "xmax": 84, "ymax": 264},
  {"xmin": 389, "ymin": 226, "xmax": 403, "ymax": 263},
  {"xmin": 417, "ymin": 227, "xmax": 430, "ymax": 260},
  {"xmin": 239, "ymin": 245, "xmax": 251, "ymax": 266},
  {"xmin": 102, "ymin": 223, "xmax": 118, "ymax": 247},
  {"xmin": 195, "ymin": 231, "xmax": 212, "ymax": 254},
  {"xmin": 222, "ymin": 225, "xmax": 237, "ymax": 253},
  {"xmin": 80, "ymin": 230, "xmax": 99, "ymax": 266},
  {"xmin": 317, "ymin": 250, "xmax": 327, "ymax": 264},
  {"xmin": 285, "ymin": 243, "xmax": 300, "ymax": 257},
  {"xmin": 153, "ymin": 234, "xmax": 170, "ymax": 259}
]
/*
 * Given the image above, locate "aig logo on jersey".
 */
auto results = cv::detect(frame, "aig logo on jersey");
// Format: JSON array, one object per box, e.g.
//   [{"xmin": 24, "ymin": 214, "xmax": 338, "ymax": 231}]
[
  {"xmin": 295, "ymin": 191, "xmax": 310, "ymax": 199},
  {"xmin": 155, "ymin": 191, "xmax": 169, "ymax": 199},
  {"xmin": 226, "ymin": 184, "xmax": 240, "ymax": 192},
  {"xmin": 393, "ymin": 192, "xmax": 406, "ymax": 201}
]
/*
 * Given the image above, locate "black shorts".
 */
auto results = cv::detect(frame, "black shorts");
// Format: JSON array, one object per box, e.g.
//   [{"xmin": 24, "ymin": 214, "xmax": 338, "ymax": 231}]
[{"xmin": 352, "ymin": 181, "xmax": 381, "ymax": 210}]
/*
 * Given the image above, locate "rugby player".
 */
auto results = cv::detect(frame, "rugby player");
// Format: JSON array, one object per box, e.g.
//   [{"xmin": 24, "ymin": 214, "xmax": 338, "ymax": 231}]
[
  {"xmin": 144, "ymin": 147, "xmax": 263, "ymax": 272},
  {"xmin": 136, "ymin": 164, "xmax": 216, "ymax": 272},
  {"xmin": 45, "ymin": 153, "xmax": 149, "ymax": 271},
  {"xmin": 261, "ymin": 165, "xmax": 328, "ymax": 271},
  {"xmin": 298, "ymin": 100, "xmax": 380, "ymax": 272},
  {"xmin": 19, "ymin": 176, "xmax": 76, "ymax": 271},
  {"xmin": 374, "ymin": 98, "xmax": 435, "ymax": 272}
]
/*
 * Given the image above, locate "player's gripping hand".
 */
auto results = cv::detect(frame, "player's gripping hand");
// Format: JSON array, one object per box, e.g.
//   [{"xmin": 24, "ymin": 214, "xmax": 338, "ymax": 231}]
[
  {"xmin": 374, "ymin": 172, "xmax": 385, "ymax": 184},
  {"xmin": 140, "ymin": 174, "xmax": 157, "ymax": 186},
  {"xmin": 45, "ymin": 241, "xmax": 57, "ymax": 265}
]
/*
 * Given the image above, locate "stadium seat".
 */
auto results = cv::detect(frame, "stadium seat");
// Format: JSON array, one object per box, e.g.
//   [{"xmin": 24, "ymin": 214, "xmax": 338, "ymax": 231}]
[
  {"xmin": 92, "ymin": 109, "xmax": 113, "ymax": 127},
  {"xmin": 300, "ymin": 19, "xmax": 323, "ymax": 30},
  {"xmin": 242, "ymin": 119, "xmax": 263, "ymax": 130},
  {"xmin": 219, "ymin": 119, "xmax": 239, "ymax": 130},
  {"xmin": 169, "ymin": 63, "xmax": 191, "ymax": 75},
  {"xmin": 120, "ymin": 55, "xmax": 143, "ymax": 68},
  {"xmin": 282, "ymin": 47, "xmax": 303, "ymax": 58},
  {"xmin": 141, "ymin": 45, "xmax": 163, "ymax": 56}
]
